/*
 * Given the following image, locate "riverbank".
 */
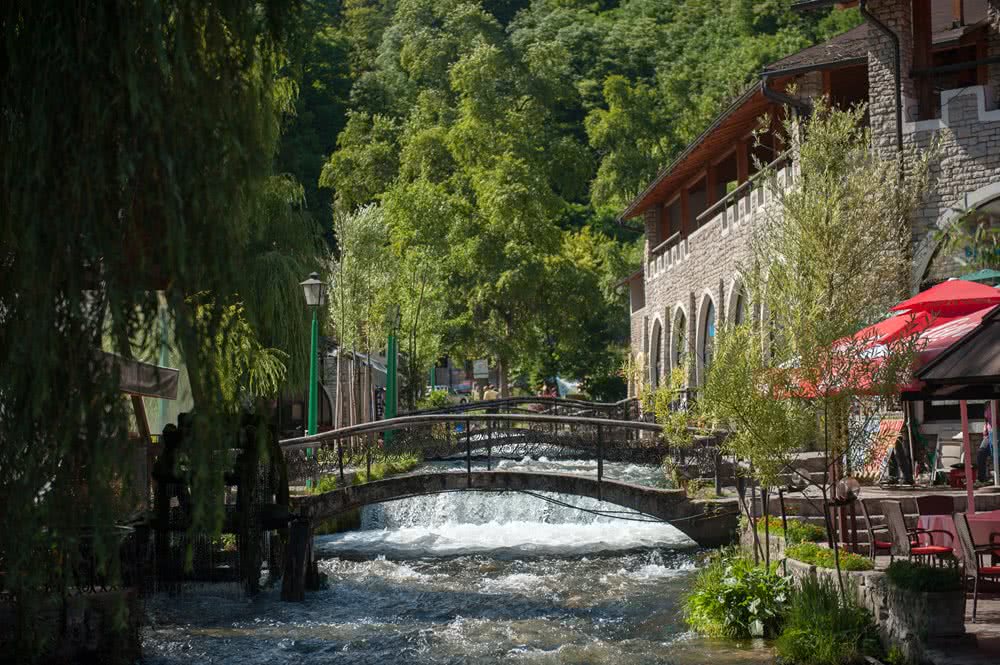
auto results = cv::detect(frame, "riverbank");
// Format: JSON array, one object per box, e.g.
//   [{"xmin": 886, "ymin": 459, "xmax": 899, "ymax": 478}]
[{"xmin": 741, "ymin": 528, "xmax": 1000, "ymax": 664}]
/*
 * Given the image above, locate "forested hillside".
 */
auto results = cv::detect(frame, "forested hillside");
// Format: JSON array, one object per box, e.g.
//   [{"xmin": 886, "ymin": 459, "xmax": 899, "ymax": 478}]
[{"xmin": 279, "ymin": 0, "xmax": 860, "ymax": 399}]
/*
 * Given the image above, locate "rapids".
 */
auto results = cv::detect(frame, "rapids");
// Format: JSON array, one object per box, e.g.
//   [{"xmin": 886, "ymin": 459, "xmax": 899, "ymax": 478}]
[{"xmin": 142, "ymin": 458, "xmax": 773, "ymax": 664}]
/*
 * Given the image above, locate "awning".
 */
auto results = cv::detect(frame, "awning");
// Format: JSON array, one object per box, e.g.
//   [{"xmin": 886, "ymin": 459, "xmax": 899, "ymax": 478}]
[
  {"xmin": 913, "ymin": 306, "xmax": 1000, "ymax": 399},
  {"xmin": 891, "ymin": 279, "xmax": 1000, "ymax": 314},
  {"xmin": 103, "ymin": 352, "xmax": 179, "ymax": 399},
  {"xmin": 959, "ymin": 268, "xmax": 1000, "ymax": 285},
  {"xmin": 793, "ymin": 305, "xmax": 998, "ymax": 398}
]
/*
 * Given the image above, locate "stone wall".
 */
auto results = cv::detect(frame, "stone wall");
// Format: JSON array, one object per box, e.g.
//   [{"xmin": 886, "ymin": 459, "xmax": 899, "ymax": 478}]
[
  {"xmin": 782, "ymin": 556, "xmax": 965, "ymax": 664},
  {"xmin": 628, "ymin": 4, "xmax": 1000, "ymax": 366},
  {"xmin": 632, "ymin": 166, "xmax": 792, "ymax": 390},
  {"xmin": 865, "ymin": 0, "xmax": 1000, "ymax": 287}
]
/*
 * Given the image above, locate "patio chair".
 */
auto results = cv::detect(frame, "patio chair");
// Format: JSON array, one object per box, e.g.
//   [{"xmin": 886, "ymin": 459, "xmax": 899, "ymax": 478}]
[
  {"xmin": 882, "ymin": 500, "xmax": 954, "ymax": 565},
  {"xmin": 859, "ymin": 498, "xmax": 892, "ymax": 561},
  {"xmin": 916, "ymin": 495, "xmax": 956, "ymax": 546},
  {"xmin": 954, "ymin": 511, "xmax": 1000, "ymax": 622}
]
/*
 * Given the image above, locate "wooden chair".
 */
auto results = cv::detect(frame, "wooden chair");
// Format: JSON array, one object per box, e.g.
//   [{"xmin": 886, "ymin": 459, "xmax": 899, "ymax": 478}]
[
  {"xmin": 882, "ymin": 500, "xmax": 953, "ymax": 565},
  {"xmin": 954, "ymin": 511, "xmax": 1000, "ymax": 622}
]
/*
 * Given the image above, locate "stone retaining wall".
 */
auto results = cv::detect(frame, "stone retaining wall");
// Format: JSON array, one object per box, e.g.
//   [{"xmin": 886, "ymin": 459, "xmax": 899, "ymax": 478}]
[{"xmin": 779, "ymin": 548, "xmax": 964, "ymax": 664}]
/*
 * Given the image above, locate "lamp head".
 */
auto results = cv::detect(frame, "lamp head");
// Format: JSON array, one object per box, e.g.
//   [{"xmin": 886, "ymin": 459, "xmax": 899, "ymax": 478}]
[{"xmin": 300, "ymin": 272, "xmax": 326, "ymax": 307}]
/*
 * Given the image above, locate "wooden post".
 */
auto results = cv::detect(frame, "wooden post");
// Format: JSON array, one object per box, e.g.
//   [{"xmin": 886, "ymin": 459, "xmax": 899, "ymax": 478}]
[
  {"xmin": 991, "ymin": 400, "xmax": 999, "ymax": 488},
  {"xmin": 597, "ymin": 424, "xmax": 604, "ymax": 501},
  {"xmin": 281, "ymin": 518, "xmax": 310, "ymax": 602},
  {"xmin": 961, "ymin": 400, "xmax": 975, "ymax": 514},
  {"xmin": 736, "ymin": 138, "xmax": 749, "ymax": 184},
  {"xmin": 305, "ymin": 519, "xmax": 320, "ymax": 591}
]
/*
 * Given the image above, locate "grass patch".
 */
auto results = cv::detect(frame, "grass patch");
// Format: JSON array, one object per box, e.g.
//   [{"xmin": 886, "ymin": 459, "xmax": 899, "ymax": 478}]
[
  {"xmin": 684, "ymin": 548, "xmax": 790, "ymax": 639},
  {"xmin": 354, "ymin": 453, "xmax": 421, "ymax": 484},
  {"xmin": 776, "ymin": 575, "xmax": 882, "ymax": 665},
  {"xmin": 785, "ymin": 542, "xmax": 874, "ymax": 571},
  {"xmin": 309, "ymin": 453, "xmax": 422, "ymax": 493},
  {"xmin": 885, "ymin": 560, "xmax": 962, "ymax": 592},
  {"xmin": 755, "ymin": 516, "xmax": 826, "ymax": 544}
]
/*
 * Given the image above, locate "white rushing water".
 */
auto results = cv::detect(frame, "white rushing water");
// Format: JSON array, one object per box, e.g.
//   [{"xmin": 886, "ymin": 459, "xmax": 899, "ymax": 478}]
[
  {"xmin": 316, "ymin": 457, "xmax": 693, "ymax": 559},
  {"xmin": 143, "ymin": 457, "xmax": 773, "ymax": 664}
]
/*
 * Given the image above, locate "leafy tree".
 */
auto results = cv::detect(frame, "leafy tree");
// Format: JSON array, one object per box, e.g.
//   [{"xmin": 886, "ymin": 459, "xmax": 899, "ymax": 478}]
[
  {"xmin": 700, "ymin": 101, "xmax": 933, "ymax": 592},
  {"xmin": 1, "ymin": 0, "xmax": 317, "ymax": 657}
]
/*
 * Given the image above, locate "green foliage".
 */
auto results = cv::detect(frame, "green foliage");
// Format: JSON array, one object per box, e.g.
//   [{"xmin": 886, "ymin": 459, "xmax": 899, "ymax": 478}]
[
  {"xmin": 935, "ymin": 211, "xmax": 1000, "ymax": 274},
  {"xmin": 684, "ymin": 549, "xmax": 790, "ymax": 639},
  {"xmin": 885, "ymin": 561, "xmax": 962, "ymax": 593},
  {"xmin": 700, "ymin": 323, "xmax": 815, "ymax": 486},
  {"xmin": 755, "ymin": 517, "xmax": 825, "ymax": 544},
  {"xmin": 311, "ymin": 475, "xmax": 340, "ymax": 494},
  {"xmin": 1, "ymin": 1, "xmax": 317, "ymax": 657},
  {"xmin": 419, "ymin": 389, "xmax": 452, "ymax": 410},
  {"xmin": 776, "ymin": 575, "xmax": 882, "ymax": 665},
  {"xmin": 354, "ymin": 454, "xmax": 423, "ymax": 484},
  {"xmin": 643, "ymin": 366, "xmax": 696, "ymax": 447},
  {"xmin": 786, "ymin": 543, "xmax": 874, "ymax": 572},
  {"xmin": 316, "ymin": 0, "xmax": 853, "ymax": 395}
]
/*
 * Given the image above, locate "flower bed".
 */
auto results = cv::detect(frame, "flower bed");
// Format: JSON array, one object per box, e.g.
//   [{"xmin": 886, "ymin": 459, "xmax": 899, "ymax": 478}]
[
  {"xmin": 754, "ymin": 516, "xmax": 825, "ymax": 544},
  {"xmin": 785, "ymin": 542, "xmax": 873, "ymax": 571}
]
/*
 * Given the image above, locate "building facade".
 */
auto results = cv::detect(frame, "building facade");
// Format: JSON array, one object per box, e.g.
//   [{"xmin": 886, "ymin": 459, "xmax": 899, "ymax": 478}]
[{"xmin": 624, "ymin": 0, "xmax": 1000, "ymax": 405}]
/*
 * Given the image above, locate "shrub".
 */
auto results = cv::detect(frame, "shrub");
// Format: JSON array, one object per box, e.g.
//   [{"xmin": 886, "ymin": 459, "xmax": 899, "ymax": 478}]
[
  {"xmin": 777, "ymin": 575, "xmax": 882, "ymax": 665},
  {"xmin": 755, "ymin": 516, "xmax": 826, "ymax": 544},
  {"xmin": 684, "ymin": 548, "xmax": 790, "ymax": 638},
  {"xmin": 310, "ymin": 475, "xmax": 338, "ymax": 494},
  {"xmin": 885, "ymin": 560, "xmax": 962, "ymax": 592},
  {"xmin": 354, "ymin": 453, "xmax": 421, "ymax": 484},
  {"xmin": 786, "ymin": 542, "xmax": 874, "ymax": 571},
  {"xmin": 418, "ymin": 389, "xmax": 450, "ymax": 410}
]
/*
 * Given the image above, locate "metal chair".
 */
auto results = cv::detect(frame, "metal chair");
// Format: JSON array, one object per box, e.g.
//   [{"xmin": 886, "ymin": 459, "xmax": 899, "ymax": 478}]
[
  {"xmin": 916, "ymin": 494, "xmax": 954, "ymax": 517},
  {"xmin": 882, "ymin": 500, "xmax": 953, "ymax": 565},
  {"xmin": 859, "ymin": 498, "xmax": 892, "ymax": 561},
  {"xmin": 954, "ymin": 511, "xmax": 1000, "ymax": 622}
]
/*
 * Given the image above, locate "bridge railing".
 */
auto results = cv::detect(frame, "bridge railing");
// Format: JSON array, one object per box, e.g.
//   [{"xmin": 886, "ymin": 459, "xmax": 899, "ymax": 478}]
[
  {"xmin": 279, "ymin": 411, "xmax": 721, "ymax": 490},
  {"xmin": 402, "ymin": 396, "xmax": 640, "ymax": 421}
]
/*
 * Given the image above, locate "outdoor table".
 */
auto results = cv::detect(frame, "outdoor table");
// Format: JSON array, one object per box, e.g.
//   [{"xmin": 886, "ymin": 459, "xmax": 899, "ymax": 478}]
[{"xmin": 917, "ymin": 509, "xmax": 1000, "ymax": 550}]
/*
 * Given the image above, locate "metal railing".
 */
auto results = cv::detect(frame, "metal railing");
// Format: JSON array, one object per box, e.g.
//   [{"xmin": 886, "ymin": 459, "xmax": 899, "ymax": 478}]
[
  {"xmin": 403, "ymin": 396, "xmax": 639, "ymax": 420},
  {"xmin": 279, "ymin": 407, "xmax": 726, "ymax": 493}
]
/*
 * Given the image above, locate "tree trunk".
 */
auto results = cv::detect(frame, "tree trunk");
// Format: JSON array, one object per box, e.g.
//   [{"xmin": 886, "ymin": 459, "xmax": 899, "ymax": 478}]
[{"xmin": 498, "ymin": 358, "xmax": 508, "ymax": 399}]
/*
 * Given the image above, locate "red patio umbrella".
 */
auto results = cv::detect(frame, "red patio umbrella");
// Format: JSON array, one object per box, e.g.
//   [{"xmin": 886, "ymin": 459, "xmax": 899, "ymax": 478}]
[{"xmin": 891, "ymin": 279, "xmax": 1000, "ymax": 314}]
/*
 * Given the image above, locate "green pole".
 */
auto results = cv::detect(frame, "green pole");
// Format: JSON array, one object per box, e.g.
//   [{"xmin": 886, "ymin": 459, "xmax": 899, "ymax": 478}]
[
  {"xmin": 385, "ymin": 331, "xmax": 397, "ymax": 443},
  {"xmin": 307, "ymin": 306, "xmax": 318, "ymax": 436}
]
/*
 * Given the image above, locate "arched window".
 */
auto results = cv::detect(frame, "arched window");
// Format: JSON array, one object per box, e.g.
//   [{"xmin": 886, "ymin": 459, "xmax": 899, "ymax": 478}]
[
  {"xmin": 673, "ymin": 311, "xmax": 687, "ymax": 369},
  {"xmin": 733, "ymin": 291, "xmax": 746, "ymax": 326},
  {"xmin": 702, "ymin": 300, "xmax": 716, "ymax": 370},
  {"xmin": 651, "ymin": 321, "xmax": 662, "ymax": 388}
]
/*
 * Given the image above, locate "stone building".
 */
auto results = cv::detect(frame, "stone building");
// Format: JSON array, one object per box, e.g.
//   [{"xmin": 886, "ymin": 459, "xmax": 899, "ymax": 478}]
[{"xmin": 623, "ymin": 0, "xmax": 1000, "ymax": 409}]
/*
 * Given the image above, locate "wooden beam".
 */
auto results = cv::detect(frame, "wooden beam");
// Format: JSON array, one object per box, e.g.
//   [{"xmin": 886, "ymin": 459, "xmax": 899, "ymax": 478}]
[
  {"xmin": 706, "ymin": 163, "xmax": 718, "ymax": 209},
  {"xmin": 680, "ymin": 188, "xmax": 690, "ymax": 236},
  {"xmin": 736, "ymin": 139, "xmax": 749, "ymax": 184}
]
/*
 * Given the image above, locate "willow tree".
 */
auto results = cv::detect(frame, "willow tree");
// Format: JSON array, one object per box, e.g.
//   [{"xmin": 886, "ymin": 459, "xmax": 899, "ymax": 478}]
[
  {"xmin": 700, "ymin": 100, "xmax": 931, "ymax": 588},
  {"xmin": 1, "ymin": 1, "xmax": 318, "ymax": 657}
]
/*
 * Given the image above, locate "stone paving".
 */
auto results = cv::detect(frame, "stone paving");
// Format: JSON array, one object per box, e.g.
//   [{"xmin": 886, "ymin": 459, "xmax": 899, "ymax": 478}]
[{"xmin": 924, "ymin": 594, "xmax": 1000, "ymax": 665}]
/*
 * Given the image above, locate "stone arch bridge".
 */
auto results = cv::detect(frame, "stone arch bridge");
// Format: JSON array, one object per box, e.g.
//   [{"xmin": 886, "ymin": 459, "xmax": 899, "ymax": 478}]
[{"xmin": 279, "ymin": 399, "xmax": 737, "ymax": 548}]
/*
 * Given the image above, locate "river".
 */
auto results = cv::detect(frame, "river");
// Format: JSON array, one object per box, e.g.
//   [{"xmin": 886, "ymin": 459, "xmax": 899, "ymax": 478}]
[{"xmin": 142, "ymin": 457, "xmax": 772, "ymax": 664}]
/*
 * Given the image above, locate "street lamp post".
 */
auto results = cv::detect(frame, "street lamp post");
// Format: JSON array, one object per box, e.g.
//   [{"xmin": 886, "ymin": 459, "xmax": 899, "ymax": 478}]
[
  {"xmin": 385, "ymin": 304, "xmax": 401, "ymax": 443},
  {"xmin": 300, "ymin": 272, "xmax": 327, "ymax": 437}
]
